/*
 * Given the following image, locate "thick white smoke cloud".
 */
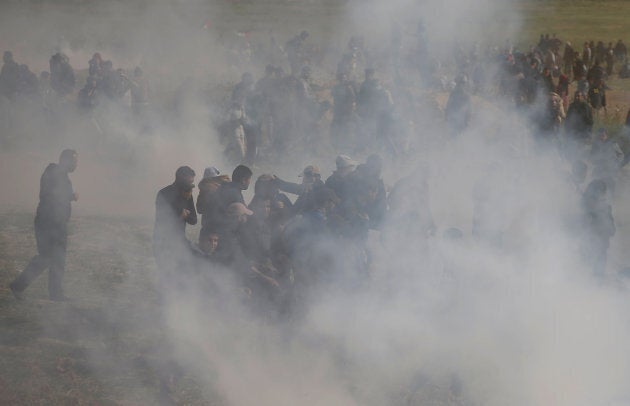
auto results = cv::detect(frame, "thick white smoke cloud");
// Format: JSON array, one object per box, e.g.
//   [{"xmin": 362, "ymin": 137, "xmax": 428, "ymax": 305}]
[{"xmin": 2, "ymin": 1, "xmax": 630, "ymax": 405}]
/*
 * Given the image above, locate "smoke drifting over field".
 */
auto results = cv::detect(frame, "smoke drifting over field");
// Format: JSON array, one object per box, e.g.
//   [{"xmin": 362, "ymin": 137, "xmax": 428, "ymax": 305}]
[{"xmin": 2, "ymin": 0, "xmax": 630, "ymax": 405}]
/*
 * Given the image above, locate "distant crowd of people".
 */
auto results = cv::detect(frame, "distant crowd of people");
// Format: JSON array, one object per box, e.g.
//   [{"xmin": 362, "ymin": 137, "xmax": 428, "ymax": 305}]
[
  {"xmin": 0, "ymin": 50, "xmax": 149, "ymax": 118},
  {"xmin": 1, "ymin": 28, "xmax": 629, "ymax": 161}
]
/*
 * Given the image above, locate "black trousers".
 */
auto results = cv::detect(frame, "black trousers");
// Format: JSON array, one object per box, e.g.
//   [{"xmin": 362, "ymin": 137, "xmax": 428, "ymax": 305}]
[{"xmin": 11, "ymin": 220, "xmax": 67, "ymax": 299}]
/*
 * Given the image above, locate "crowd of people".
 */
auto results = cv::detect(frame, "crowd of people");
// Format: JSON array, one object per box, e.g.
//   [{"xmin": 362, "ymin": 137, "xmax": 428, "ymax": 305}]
[
  {"xmin": 217, "ymin": 30, "xmax": 630, "ymax": 165},
  {"xmin": 3, "ymin": 24, "xmax": 630, "ymax": 406},
  {"xmin": 150, "ymin": 145, "xmax": 623, "ymax": 318},
  {"xmin": 4, "ymin": 27, "xmax": 630, "ymax": 308},
  {"xmin": 153, "ymin": 155, "xmax": 390, "ymax": 316},
  {"xmin": 1, "ymin": 29, "xmax": 629, "ymax": 158}
]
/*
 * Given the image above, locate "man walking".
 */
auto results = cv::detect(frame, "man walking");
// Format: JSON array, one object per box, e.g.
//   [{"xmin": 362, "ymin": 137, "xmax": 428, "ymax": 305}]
[{"xmin": 10, "ymin": 149, "xmax": 79, "ymax": 301}]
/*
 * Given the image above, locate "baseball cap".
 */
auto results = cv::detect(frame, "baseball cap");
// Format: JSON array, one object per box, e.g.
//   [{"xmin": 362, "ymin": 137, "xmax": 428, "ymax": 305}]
[{"xmin": 203, "ymin": 166, "xmax": 220, "ymax": 179}]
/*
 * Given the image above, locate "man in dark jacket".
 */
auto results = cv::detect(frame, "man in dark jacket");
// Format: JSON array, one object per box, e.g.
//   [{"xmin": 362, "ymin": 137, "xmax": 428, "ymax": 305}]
[
  {"xmin": 196, "ymin": 167, "xmax": 230, "ymax": 234},
  {"xmin": 565, "ymin": 91, "xmax": 593, "ymax": 141},
  {"xmin": 349, "ymin": 154, "xmax": 387, "ymax": 230},
  {"xmin": 10, "ymin": 150, "xmax": 78, "ymax": 301},
  {"xmin": 274, "ymin": 165, "xmax": 324, "ymax": 215},
  {"xmin": 49, "ymin": 53, "xmax": 75, "ymax": 97},
  {"xmin": 325, "ymin": 155, "xmax": 358, "ymax": 202},
  {"xmin": 153, "ymin": 166, "xmax": 197, "ymax": 283},
  {"xmin": 218, "ymin": 165, "xmax": 252, "ymax": 209},
  {"xmin": 212, "ymin": 165, "xmax": 253, "ymax": 243}
]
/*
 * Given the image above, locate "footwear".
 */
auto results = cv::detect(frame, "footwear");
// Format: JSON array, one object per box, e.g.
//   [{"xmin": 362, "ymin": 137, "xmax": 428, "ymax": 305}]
[{"xmin": 9, "ymin": 282, "xmax": 24, "ymax": 301}]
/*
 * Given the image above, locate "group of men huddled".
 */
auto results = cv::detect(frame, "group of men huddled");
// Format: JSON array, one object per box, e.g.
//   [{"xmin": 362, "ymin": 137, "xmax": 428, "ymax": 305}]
[{"xmin": 152, "ymin": 154, "xmax": 391, "ymax": 314}]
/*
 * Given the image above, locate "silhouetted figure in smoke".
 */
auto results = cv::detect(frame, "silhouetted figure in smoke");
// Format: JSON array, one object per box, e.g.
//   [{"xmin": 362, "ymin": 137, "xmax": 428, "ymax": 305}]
[
  {"xmin": 326, "ymin": 154, "xmax": 358, "ymax": 203},
  {"xmin": 78, "ymin": 76, "xmax": 99, "ymax": 112},
  {"xmin": 243, "ymin": 205, "xmax": 287, "ymax": 316},
  {"xmin": 88, "ymin": 52, "xmax": 103, "ymax": 78},
  {"xmin": 274, "ymin": 165, "xmax": 325, "ymax": 215},
  {"xmin": 213, "ymin": 202, "xmax": 252, "ymax": 271},
  {"xmin": 10, "ymin": 149, "xmax": 78, "ymax": 301},
  {"xmin": 330, "ymin": 72, "xmax": 357, "ymax": 151},
  {"xmin": 153, "ymin": 166, "xmax": 197, "ymax": 288},
  {"xmin": 445, "ymin": 74, "xmax": 472, "ymax": 136},
  {"xmin": 248, "ymin": 174, "xmax": 292, "ymax": 226},
  {"xmin": 332, "ymin": 175, "xmax": 381, "ymax": 282},
  {"xmin": 241, "ymin": 190, "xmax": 282, "ymax": 283},
  {"xmin": 231, "ymin": 72, "xmax": 255, "ymax": 110},
  {"xmin": 281, "ymin": 186, "xmax": 339, "ymax": 302},
  {"xmin": 564, "ymin": 91, "xmax": 593, "ymax": 157},
  {"xmin": 357, "ymin": 68, "xmax": 393, "ymax": 150},
  {"xmin": 49, "ymin": 52, "xmax": 75, "ymax": 97},
  {"xmin": 295, "ymin": 66, "xmax": 328, "ymax": 144},
  {"xmin": 196, "ymin": 166, "xmax": 230, "ymax": 236},
  {"xmin": 230, "ymin": 74, "xmax": 260, "ymax": 165},
  {"xmin": 349, "ymin": 154, "xmax": 387, "ymax": 230},
  {"xmin": 0, "ymin": 51, "xmax": 20, "ymax": 100},
  {"xmin": 98, "ymin": 60, "xmax": 118, "ymax": 100},
  {"xmin": 220, "ymin": 103, "xmax": 248, "ymax": 165},
  {"xmin": 285, "ymin": 30, "xmax": 309, "ymax": 75},
  {"xmin": 16, "ymin": 64, "xmax": 39, "ymax": 99},
  {"xmin": 590, "ymin": 127, "xmax": 624, "ymax": 194},
  {"xmin": 581, "ymin": 179, "xmax": 615, "ymax": 277}
]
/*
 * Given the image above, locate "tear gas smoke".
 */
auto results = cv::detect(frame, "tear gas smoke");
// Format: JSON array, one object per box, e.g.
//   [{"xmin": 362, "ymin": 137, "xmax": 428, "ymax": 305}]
[{"xmin": 1, "ymin": 1, "xmax": 629, "ymax": 405}]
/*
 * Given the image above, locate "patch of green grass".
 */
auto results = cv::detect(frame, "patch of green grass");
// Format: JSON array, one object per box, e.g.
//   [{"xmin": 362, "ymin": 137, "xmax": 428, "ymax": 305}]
[{"xmin": 516, "ymin": 1, "xmax": 630, "ymax": 49}]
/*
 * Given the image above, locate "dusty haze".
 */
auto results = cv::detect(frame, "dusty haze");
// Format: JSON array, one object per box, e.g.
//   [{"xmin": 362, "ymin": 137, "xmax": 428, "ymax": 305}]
[{"xmin": 2, "ymin": 1, "xmax": 630, "ymax": 405}]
